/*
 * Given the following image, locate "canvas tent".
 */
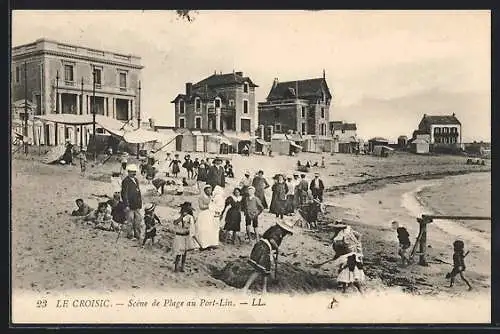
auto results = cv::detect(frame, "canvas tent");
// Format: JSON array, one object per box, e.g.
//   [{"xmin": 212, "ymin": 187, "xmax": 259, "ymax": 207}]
[
  {"xmin": 411, "ymin": 138, "xmax": 429, "ymax": 154},
  {"xmin": 373, "ymin": 145, "xmax": 394, "ymax": 157}
]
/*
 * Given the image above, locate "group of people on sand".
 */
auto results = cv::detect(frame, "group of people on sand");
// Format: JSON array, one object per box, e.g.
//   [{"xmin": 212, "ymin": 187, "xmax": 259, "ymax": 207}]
[{"xmin": 70, "ymin": 149, "xmax": 474, "ymax": 294}]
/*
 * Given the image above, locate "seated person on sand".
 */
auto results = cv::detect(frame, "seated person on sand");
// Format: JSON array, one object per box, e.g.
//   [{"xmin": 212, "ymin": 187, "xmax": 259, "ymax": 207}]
[
  {"xmin": 106, "ymin": 193, "xmax": 128, "ymax": 231},
  {"xmin": 93, "ymin": 202, "xmax": 115, "ymax": 231},
  {"xmin": 71, "ymin": 199, "xmax": 94, "ymax": 220}
]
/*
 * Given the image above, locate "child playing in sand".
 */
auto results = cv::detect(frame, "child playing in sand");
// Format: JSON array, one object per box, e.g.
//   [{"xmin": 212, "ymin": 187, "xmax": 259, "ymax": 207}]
[
  {"xmin": 446, "ymin": 240, "xmax": 473, "ymax": 291},
  {"xmin": 71, "ymin": 198, "xmax": 94, "ymax": 218},
  {"xmin": 243, "ymin": 186, "xmax": 264, "ymax": 241},
  {"xmin": 94, "ymin": 202, "xmax": 113, "ymax": 230},
  {"xmin": 142, "ymin": 203, "xmax": 161, "ymax": 247},
  {"xmin": 336, "ymin": 252, "xmax": 365, "ymax": 294},
  {"xmin": 170, "ymin": 202, "xmax": 196, "ymax": 272},
  {"xmin": 242, "ymin": 219, "xmax": 295, "ymax": 294},
  {"xmin": 79, "ymin": 148, "xmax": 87, "ymax": 176},
  {"xmin": 392, "ymin": 221, "xmax": 411, "ymax": 267}
]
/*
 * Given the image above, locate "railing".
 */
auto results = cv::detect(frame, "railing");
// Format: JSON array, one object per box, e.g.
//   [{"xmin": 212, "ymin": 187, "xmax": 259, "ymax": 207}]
[
  {"xmin": 410, "ymin": 214, "xmax": 491, "ymax": 266},
  {"xmin": 208, "ymin": 106, "xmax": 236, "ymax": 114}
]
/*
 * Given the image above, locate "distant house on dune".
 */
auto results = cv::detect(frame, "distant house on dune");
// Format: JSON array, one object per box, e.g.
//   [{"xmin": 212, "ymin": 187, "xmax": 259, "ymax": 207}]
[
  {"xmin": 413, "ymin": 113, "xmax": 462, "ymax": 153},
  {"xmin": 329, "ymin": 121, "xmax": 359, "ymax": 153}
]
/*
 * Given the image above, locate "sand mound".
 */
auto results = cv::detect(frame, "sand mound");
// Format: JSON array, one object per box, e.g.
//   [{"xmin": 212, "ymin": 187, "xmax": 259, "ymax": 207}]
[{"xmin": 213, "ymin": 258, "xmax": 337, "ymax": 293}]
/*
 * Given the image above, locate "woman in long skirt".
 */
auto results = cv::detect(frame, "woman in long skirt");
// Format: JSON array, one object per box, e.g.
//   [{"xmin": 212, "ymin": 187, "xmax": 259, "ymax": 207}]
[
  {"xmin": 220, "ymin": 188, "xmax": 243, "ymax": 244},
  {"xmin": 270, "ymin": 174, "xmax": 288, "ymax": 219},
  {"xmin": 196, "ymin": 185, "xmax": 219, "ymax": 250}
]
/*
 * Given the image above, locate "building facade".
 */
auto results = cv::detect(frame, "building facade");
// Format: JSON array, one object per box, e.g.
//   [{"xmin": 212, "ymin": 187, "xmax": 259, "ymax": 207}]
[
  {"xmin": 171, "ymin": 71, "xmax": 258, "ymax": 134},
  {"xmin": 11, "ymin": 38, "xmax": 143, "ymax": 145},
  {"xmin": 258, "ymin": 73, "xmax": 332, "ymax": 137},
  {"xmin": 416, "ymin": 113, "xmax": 462, "ymax": 145}
]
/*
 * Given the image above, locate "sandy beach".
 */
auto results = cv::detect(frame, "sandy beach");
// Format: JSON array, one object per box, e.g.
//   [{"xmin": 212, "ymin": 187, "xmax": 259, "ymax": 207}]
[{"xmin": 11, "ymin": 151, "xmax": 491, "ymax": 322}]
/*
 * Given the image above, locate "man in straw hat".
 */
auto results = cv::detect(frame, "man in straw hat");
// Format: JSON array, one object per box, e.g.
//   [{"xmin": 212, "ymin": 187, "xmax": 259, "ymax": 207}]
[
  {"xmin": 310, "ymin": 172, "xmax": 325, "ymax": 203},
  {"xmin": 243, "ymin": 218, "xmax": 295, "ymax": 294},
  {"xmin": 121, "ymin": 164, "xmax": 145, "ymax": 242}
]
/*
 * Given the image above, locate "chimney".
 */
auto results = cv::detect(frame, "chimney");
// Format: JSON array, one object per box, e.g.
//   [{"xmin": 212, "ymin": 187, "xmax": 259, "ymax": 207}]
[
  {"xmin": 149, "ymin": 118, "xmax": 156, "ymax": 130},
  {"xmin": 452, "ymin": 113, "xmax": 456, "ymax": 117},
  {"xmin": 323, "ymin": 69, "xmax": 326, "ymax": 79},
  {"xmin": 214, "ymin": 70, "xmax": 217, "ymax": 75},
  {"xmin": 235, "ymin": 71, "xmax": 243, "ymax": 76},
  {"xmin": 272, "ymin": 77, "xmax": 279, "ymax": 89},
  {"xmin": 186, "ymin": 82, "xmax": 193, "ymax": 96}
]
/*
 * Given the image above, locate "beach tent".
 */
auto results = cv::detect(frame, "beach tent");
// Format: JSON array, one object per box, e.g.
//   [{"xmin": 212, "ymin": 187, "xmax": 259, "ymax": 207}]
[
  {"xmin": 373, "ymin": 145, "xmax": 394, "ymax": 157},
  {"xmin": 411, "ymin": 138, "xmax": 429, "ymax": 154}
]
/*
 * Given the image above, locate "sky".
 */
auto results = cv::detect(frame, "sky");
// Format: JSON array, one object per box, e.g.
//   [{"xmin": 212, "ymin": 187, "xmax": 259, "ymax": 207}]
[{"xmin": 12, "ymin": 10, "xmax": 491, "ymax": 142}]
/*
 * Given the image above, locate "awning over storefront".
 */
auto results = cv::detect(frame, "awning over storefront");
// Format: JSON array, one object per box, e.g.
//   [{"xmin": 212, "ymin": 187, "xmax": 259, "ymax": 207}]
[{"xmin": 255, "ymin": 138, "xmax": 270, "ymax": 146}]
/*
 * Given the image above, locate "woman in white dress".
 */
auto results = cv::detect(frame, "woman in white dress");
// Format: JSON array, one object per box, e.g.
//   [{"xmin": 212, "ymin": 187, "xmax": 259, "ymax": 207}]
[
  {"xmin": 335, "ymin": 252, "xmax": 365, "ymax": 294},
  {"xmin": 196, "ymin": 185, "xmax": 219, "ymax": 250}
]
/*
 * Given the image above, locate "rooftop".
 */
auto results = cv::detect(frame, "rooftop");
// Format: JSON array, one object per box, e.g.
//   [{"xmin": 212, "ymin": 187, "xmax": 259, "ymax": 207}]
[
  {"xmin": 12, "ymin": 38, "xmax": 143, "ymax": 68},
  {"xmin": 266, "ymin": 77, "xmax": 332, "ymax": 101},
  {"xmin": 421, "ymin": 114, "xmax": 461, "ymax": 125}
]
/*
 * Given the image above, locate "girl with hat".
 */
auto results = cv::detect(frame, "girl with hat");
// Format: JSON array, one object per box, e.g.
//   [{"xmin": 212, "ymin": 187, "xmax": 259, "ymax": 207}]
[
  {"xmin": 196, "ymin": 160, "xmax": 208, "ymax": 193},
  {"xmin": 171, "ymin": 201, "xmax": 196, "ymax": 272},
  {"xmin": 142, "ymin": 203, "xmax": 161, "ymax": 247},
  {"xmin": 243, "ymin": 219, "xmax": 295, "ymax": 294},
  {"xmin": 169, "ymin": 154, "xmax": 181, "ymax": 178}
]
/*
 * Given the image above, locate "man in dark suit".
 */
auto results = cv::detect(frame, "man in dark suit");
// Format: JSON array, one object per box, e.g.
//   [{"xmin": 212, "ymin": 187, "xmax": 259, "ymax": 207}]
[
  {"xmin": 309, "ymin": 172, "xmax": 325, "ymax": 202},
  {"xmin": 207, "ymin": 157, "xmax": 226, "ymax": 189},
  {"xmin": 121, "ymin": 164, "xmax": 144, "ymax": 241}
]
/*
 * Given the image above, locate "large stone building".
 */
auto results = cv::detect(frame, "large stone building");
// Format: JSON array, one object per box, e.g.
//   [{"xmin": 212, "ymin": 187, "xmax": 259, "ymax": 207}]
[
  {"xmin": 258, "ymin": 73, "xmax": 332, "ymax": 137},
  {"xmin": 171, "ymin": 71, "xmax": 258, "ymax": 134},
  {"xmin": 11, "ymin": 38, "xmax": 143, "ymax": 146}
]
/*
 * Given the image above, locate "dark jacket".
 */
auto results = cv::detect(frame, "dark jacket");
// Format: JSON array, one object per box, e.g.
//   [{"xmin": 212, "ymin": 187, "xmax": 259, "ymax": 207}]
[
  {"xmin": 309, "ymin": 178, "xmax": 325, "ymax": 193},
  {"xmin": 207, "ymin": 165, "xmax": 226, "ymax": 188},
  {"xmin": 121, "ymin": 176, "xmax": 142, "ymax": 210}
]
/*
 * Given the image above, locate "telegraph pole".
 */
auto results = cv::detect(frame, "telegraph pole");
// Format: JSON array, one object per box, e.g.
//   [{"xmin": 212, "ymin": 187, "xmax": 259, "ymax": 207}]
[
  {"xmin": 92, "ymin": 69, "xmax": 96, "ymax": 161},
  {"xmin": 80, "ymin": 77, "xmax": 84, "ymax": 151},
  {"xmin": 137, "ymin": 80, "xmax": 141, "ymax": 158},
  {"xmin": 55, "ymin": 70, "xmax": 59, "ymax": 145},
  {"xmin": 23, "ymin": 61, "xmax": 28, "ymax": 155}
]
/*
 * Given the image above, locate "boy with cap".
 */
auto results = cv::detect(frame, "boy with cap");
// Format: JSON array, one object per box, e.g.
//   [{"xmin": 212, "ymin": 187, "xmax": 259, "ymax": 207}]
[
  {"xmin": 79, "ymin": 147, "xmax": 87, "ymax": 176},
  {"xmin": 243, "ymin": 186, "xmax": 265, "ymax": 241}
]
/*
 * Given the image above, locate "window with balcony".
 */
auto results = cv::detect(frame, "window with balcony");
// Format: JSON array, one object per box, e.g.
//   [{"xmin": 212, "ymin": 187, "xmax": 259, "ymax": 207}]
[
  {"xmin": 119, "ymin": 72, "xmax": 127, "ymax": 90},
  {"xmin": 64, "ymin": 64, "xmax": 74, "ymax": 83},
  {"xmin": 195, "ymin": 116, "xmax": 202, "ymax": 129},
  {"xmin": 215, "ymin": 98, "xmax": 221, "ymax": 108},
  {"xmin": 301, "ymin": 106, "xmax": 306, "ymax": 118},
  {"xmin": 434, "ymin": 127, "xmax": 441, "ymax": 134},
  {"xmin": 195, "ymin": 98, "xmax": 201, "ymax": 112},
  {"xmin": 243, "ymin": 82, "xmax": 249, "ymax": 93},
  {"xmin": 179, "ymin": 100, "xmax": 185, "ymax": 114},
  {"xmin": 179, "ymin": 117, "xmax": 185, "ymax": 128},
  {"xmin": 243, "ymin": 100, "xmax": 249, "ymax": 114}
]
